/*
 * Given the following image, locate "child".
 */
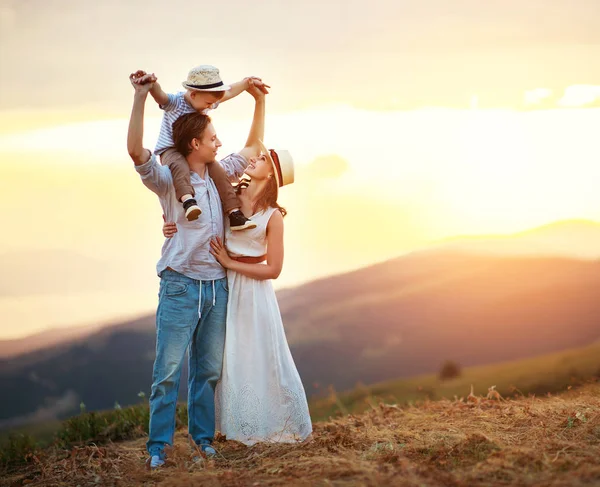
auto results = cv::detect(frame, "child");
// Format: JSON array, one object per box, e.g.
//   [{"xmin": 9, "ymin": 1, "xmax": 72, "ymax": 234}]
[{"xmin": 131, "ymin": 65, "xmax": 269, "ymax": 229}]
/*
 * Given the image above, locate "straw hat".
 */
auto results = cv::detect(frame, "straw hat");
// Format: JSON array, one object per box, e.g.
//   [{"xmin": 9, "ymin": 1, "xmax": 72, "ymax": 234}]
[
  {"xmin": 256, "ymin": 140, "xmax": 294, "ymax": 188},
  {"xmin": 182, "ymin": 65, "xmax": 231, "ymax": 92}
]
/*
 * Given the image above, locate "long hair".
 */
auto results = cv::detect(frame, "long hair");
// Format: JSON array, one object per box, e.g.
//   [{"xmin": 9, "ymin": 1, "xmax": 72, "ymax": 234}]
[
  {"xmin": 172, "ymin": 112, "xmax": 211, "ymax": 156},
  {"xmin": 236, "ymin": 176, "xmax": 287, "ymax": 217}
]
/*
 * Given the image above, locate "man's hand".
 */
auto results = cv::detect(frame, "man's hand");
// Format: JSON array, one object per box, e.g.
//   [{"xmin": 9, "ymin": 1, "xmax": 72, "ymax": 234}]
[
  {"xmin": 129, "ymin": 70, "xmax": 157, "ymax": 95},
  {"xmin": 162, "ymin": 220, "xmax": 178, "ymax": 239},
  {"xmin": 246, "ymin": 76, "xmax": 270, "ymax": 95}
]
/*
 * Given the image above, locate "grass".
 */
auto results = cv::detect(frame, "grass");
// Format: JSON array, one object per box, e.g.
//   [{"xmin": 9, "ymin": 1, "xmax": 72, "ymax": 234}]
[
  {"xmin": 1, "ymin": 383, "xmax": 599, "ymax": 486},
  {"xmin": 310, "ymin": 341, "xmax": 600, "ymax": 420}
]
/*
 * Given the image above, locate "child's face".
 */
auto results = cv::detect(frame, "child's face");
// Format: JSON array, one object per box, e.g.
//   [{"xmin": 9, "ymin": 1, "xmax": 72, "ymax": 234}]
[
  {"xmin": 189, "ymin": 90, "xmax": 222, "ymax": 111},
  {"xmin": 193, "ymin": 123, "xmax": 222, "ymax": 162}
]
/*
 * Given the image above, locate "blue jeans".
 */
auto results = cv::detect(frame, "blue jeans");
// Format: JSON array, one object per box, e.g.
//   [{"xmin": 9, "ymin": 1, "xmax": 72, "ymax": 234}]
[{"xmin": 146, "ymin": 269, "xmax": 228, "ymax": 458}]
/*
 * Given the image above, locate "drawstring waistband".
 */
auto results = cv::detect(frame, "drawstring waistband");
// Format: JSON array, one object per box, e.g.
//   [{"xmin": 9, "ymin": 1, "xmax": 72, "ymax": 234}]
[{"xmin": 197, "ymin": 280, "xmax": 218, "ymax": 319}]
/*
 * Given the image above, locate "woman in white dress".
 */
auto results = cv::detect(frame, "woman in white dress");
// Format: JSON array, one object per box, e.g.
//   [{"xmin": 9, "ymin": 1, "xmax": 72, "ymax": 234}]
[
  {"xmin": 210, "ymin": 146, "xmax": 312, "ymax": 444},
  {"xmin": 163, "ymin": 93, "xmax": 312, "ymax": 446}
]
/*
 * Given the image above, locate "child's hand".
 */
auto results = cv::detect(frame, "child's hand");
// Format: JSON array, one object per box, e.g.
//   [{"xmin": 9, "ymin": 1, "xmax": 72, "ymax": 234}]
[
  {"xmin": 247, "ymin": 79, "xmax": 266, "ymax": 100},
  {"xmin": 129, "ymin": 70, "xmax": 157, "ymax": 87},
  {"xmin": 247, "ymin": 76, "xmax": 270, "ymax": 95},
  {"xmin": 162, "ymin": 221, "xmax": 177, "ymax": 239}
]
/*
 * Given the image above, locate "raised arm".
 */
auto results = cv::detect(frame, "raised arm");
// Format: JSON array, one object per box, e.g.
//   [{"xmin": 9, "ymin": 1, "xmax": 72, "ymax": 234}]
[
  {"xmin": 127, "ymin": 72, "xmax": 153, "ymax": 166},
  {"xmin": 238, "ymin": 81, "xmax": 266, "ymax": 161},
  {"xmin": 127, "ymin": 73, "xmax": 171, "ymax": 196},
  {"xmin": 130, "ymin": 70, "xmax": 169, "ymax": 106},
  {"xmin": 221, "ymin": 76, "xmax": 270, "ymax": 104}
]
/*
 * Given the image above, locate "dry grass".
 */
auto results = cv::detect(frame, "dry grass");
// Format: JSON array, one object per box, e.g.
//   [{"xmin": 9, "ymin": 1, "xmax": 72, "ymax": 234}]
[{"xmin": 2, "ymin": 384, "xmax": 600, "ymax": 486}]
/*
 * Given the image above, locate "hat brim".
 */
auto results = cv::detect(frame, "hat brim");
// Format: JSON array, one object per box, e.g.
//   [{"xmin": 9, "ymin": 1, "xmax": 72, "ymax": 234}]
[
  {"xmin": 256, "ymin": 140, "xmax": 281, "ymax": 188},
  {"xmin": 182, "ymin": 82, "xmax": 231, "ymax": 92}
]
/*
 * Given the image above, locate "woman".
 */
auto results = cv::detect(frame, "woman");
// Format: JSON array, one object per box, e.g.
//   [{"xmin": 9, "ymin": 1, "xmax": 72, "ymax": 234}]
[{"xmin": 163, "ymin": 109, "xmax": 312, "ymax": 445}]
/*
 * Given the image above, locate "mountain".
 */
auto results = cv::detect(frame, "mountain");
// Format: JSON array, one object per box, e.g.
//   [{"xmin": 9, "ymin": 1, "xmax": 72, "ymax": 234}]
[
  {"xmin": 3, "ymin": 219, "xmax": 598, "ymax": 358},
  {"xmin": 0, "ymin": 325, "xmax": 100, "ymax": 359},
  {"xmin": 1, "ymin": 251, "xmax": 599, "ymax": 429},
  {"xmin": 429, "ymin": 219, "xmax": 600, "ymax": 259}
]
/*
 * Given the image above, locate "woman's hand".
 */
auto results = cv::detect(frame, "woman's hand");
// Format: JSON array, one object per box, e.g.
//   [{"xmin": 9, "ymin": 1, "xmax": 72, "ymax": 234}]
[
  {"xmin": 210, "ymin": 237, "xmax": 234, "ymax": 268},
  {"xmin": 247, "ymin": 76, "xmax": 270, "ymax": 95},
  {"xmin": 163, "ymin": 220, "xmax": 177, "ymax": 238}
]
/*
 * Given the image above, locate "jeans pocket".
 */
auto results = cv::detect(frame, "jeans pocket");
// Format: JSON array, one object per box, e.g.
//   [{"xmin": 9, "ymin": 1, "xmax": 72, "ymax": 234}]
[
  {"xmin": 165, "ymin": 281, "xmax": 188, "ymax": 296},
  {"xmin": 220, "ymin": 278, "xmax": 229, "ymax": 293}
]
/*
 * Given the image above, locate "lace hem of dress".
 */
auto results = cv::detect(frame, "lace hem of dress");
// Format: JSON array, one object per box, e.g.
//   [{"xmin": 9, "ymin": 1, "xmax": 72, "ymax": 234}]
[{"xmin": 215, "ymin": 382, "xmax": 312, "ymax": 445}]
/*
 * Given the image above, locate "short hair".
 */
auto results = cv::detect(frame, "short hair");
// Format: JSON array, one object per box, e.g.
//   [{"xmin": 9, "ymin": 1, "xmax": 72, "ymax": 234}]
[{"xmin": 172, "ymin": 112, "xmax": 211, "ymax": 156}]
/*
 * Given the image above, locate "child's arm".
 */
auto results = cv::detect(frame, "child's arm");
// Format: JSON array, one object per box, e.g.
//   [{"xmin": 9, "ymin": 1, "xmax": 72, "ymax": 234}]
[
  {"xmin": 149, "ymin": 79, "xmax": 169, "ymax": 106},
  {"xmin": 130, "ymin": 70, "xmax": 169, "ymax": 106},
  {"xmin": 221, "ymin": 76, "xmax": 270, "ymax": 104}
]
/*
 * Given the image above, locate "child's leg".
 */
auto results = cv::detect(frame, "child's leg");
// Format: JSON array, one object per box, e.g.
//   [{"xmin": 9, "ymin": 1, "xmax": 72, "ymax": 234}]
[
  {"xmin": 207, "ymin": 162, "xmax": 240, "ymax": 214},
  {"xmin": 161, "ymin": 148, "xmax": 201, "ymax": 221},
  {"xmin": 161, "ymin": 148, "xmax": 194, "ymax": 202},
  {"xmin": 207, "ymin": 163, "xmax": 256, "ymax": 231}
]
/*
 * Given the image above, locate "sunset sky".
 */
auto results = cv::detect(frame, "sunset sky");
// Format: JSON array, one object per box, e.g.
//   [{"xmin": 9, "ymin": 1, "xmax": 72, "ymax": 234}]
[{"xmin": 1, "ymin": 0, "xmax": 600, "ymax": 339}]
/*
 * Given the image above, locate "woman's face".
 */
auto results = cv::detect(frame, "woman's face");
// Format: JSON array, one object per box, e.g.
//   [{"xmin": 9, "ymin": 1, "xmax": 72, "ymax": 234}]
[{"xmin": 245, "ymin": 153, "xmax": 274, "ymax": 180}]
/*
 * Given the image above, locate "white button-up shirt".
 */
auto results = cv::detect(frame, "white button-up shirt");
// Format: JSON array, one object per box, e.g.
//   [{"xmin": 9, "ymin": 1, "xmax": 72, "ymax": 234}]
[{"xmin": 135, "ymin": 152, "xmax": 248, "ymax": 281}]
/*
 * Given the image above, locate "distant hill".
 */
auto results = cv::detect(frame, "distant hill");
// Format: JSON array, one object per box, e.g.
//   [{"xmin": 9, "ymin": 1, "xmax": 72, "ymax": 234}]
[
  {"xmin": 3, "ymin": 218, "xmax": 598, "ymax": 358},
  {"xmin": 1, "ymin": 251, "xmax": 599, "ymax": 429},
  {"xmin": 428, "ymin": 219, "xmax": 600, "ymax": 259},
  {"xmin": 310, "ymin": 340, "xmax": 600, "ymax": 420}
]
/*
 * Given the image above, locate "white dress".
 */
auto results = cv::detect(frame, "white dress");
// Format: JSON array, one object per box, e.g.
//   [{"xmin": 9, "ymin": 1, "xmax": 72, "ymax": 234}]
[{"xmin": 215, "ymin": 207, "xmax": 312, "ymax": 445}]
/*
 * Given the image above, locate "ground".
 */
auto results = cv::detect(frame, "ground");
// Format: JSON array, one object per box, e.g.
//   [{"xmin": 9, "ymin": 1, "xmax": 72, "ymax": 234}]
[{"xmin": 2, "ymin": 385, "xmax": 600, "ymax": 486}]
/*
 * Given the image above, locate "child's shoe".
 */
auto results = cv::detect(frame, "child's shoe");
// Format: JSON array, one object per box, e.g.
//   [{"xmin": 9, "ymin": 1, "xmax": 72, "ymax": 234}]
[
  {"xmin": 229, "ymin": 210, "xmax": 257, "ymax": 231},
  {"xmin": 183, "ymin": 199, "xmax": 202, "ymax": 221}
]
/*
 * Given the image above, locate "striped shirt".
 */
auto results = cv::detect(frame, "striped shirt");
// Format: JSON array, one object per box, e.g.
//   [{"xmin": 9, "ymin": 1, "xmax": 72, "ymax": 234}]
[
  {"xmin": 135, "ymin": 152, "xmax": 249, "ymax": 281},
  {"xmin": 154, "ymin": 92, "xmax": 219, "ymax": 155}
]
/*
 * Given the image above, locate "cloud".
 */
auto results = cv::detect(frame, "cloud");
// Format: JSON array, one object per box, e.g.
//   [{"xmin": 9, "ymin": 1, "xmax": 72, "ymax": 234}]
[
  {"xmin": 559, "ymin": 85, "xmax": 600, "ymax": 107},
  {"xmin": 301, "ymin": 155, "xmax": 350, "ymax": 180},
  {"xmin": 524, "ymin": 88, "xmax": 553, "ymax": 105}
]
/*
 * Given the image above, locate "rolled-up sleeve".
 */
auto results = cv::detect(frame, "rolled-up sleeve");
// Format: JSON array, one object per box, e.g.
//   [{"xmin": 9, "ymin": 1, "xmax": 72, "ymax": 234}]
[
  {"xmin": 159, "ymin": 93, "xmax": 178, "ymax": 112},
  {"xmin": 135, "ymin": 153, "xmax": 172, "ymax": 196},
  {"xmin": 219, "ymin": 153, "xmax": 249, "ymax": 182}
]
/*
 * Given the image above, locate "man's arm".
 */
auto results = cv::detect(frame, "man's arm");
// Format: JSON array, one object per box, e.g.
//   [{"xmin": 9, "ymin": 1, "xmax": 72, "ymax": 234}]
[
  {"xmin": 127, "ymin": 73, "xmax": 171, "ymax": 196},
  {"xmin": 127, "ymin": 77, "xmax": 152, "ymax": 166}
]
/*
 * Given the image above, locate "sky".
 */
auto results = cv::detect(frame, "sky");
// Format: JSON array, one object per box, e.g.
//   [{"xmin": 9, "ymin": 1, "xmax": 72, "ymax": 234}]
[{"xmin": 1, "ymin": 0, "xmax": 600, "ymax": 339}]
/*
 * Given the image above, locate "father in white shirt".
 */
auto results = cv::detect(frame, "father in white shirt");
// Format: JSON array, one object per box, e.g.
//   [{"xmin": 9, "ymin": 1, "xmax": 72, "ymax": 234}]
[{"xmin": 126, "ymin": 72, "xmax": 267, "ymax": 467}]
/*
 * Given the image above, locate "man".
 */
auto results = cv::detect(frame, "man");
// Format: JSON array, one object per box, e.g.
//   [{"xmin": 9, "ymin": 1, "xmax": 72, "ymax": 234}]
[{"xmin": 126, "ymin": 71, "xmax": 266, "ymax": 467}]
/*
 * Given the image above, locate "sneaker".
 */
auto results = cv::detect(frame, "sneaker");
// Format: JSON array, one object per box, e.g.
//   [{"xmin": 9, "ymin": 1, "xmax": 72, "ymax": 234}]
[
  {"xmin": 202, "ymin": 445, "xmax": 217, "ymax": 457},
  {"xmin": 148, "ymin": 454, "xmax": 165, "ymax": 469},
  {"xmin": 229, "ymin": 210, "xmax": 257, "ymax": 231},
  {"xmin": 192, "ymin": 444, "xmax": 216, "ymax": 463},
  {"xmin": 183, "ymin": 199, "xmax": 202, "ymax": 221}
]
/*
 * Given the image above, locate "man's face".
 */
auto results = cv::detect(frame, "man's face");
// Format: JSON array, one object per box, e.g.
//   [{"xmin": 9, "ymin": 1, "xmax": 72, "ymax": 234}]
[{"xmin": 194, "ymin": 123, "xmax": 222, "ymax": 162}]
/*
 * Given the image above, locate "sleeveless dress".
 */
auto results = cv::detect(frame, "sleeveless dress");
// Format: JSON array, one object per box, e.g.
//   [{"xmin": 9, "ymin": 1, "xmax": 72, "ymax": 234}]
[{"xmin": 215, "ymin": 207, "xmax": 312, "ymax": 445}]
